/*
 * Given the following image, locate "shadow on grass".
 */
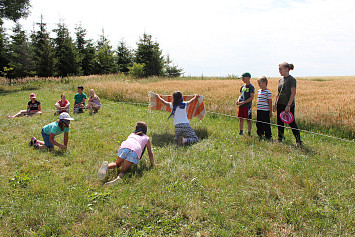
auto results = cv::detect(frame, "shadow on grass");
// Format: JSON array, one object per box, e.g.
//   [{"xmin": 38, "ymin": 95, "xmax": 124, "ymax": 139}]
[{"xmin": 152, "ymin": 127, "xmax": 209, "ymax": 147}]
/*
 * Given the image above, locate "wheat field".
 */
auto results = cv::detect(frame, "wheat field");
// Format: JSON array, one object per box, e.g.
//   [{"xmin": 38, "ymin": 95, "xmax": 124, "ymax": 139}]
[{"xmin": 82, "ymin": 75, "xmax": 355, "ymax": 134}]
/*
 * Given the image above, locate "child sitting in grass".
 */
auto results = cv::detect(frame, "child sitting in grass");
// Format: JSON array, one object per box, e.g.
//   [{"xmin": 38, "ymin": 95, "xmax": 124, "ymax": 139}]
[
  {"xmin": 98, "ymin": 121, "xmax": 154, "ymax": 185},
  {"xmin": 74, "ymin": 86, "xmax": 87, "ymax": 113},
  {"xmin": 156, "ymin": 91, "xmax": 199, "ymax": 146},
  {"xmin": 8, "ymin": 93, "xmax": 42, "ymax": 118},
  {"xmin": 86, "ymin": 89, "xmax": 101, "ymax": 114},
  {"xmin": 54, "ymin": 94, "xmax": 70, "ymax": 115},
  {"xmin": 29, "ymin": 112, "xmax": 74, "ymax": 150}
]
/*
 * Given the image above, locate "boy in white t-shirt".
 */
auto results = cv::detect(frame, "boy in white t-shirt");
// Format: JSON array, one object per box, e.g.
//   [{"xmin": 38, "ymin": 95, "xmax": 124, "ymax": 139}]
[
  {"xmin": 157, "ymin": 91, "xmax": 199, "ymax": 146},
  {"xmin": 256, "ymin": 76, "xmax": 272, "ymax": 140}
]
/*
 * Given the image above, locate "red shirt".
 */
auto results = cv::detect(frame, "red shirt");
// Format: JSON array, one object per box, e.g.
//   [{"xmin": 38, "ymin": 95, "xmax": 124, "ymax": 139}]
[{"xmin": 57, "ymin": 100, "xmax": 69, "ymax": 107}]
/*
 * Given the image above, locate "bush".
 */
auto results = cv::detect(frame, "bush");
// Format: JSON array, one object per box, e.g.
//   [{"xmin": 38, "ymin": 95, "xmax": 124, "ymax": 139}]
[{"xmin": 128, "ymin": 63, "xmax": 145, "ymax": 78}]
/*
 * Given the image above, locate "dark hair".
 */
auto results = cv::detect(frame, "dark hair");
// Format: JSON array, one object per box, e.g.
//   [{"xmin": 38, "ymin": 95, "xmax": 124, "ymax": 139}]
[
  {"xmin": 77, "ymin": 86, "xmax": 84, "ymax": 89},
  {"xmin": 172, "ymin": 91, "xmax": 183, "ymax": 107},
  {"xmin": 134, "ymin": 121, "xmax": 147, "ymax": 136},
  {"xmin": 279, "ymin": 62, "xmax": 294, "ymax": 71},
  {"xmin": 257, "ymin": 76, "xmax": 268, "ymax": 85}
]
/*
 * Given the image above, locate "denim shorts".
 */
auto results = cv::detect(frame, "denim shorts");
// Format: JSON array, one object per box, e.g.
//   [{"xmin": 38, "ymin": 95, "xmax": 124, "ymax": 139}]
[
  {"xmin": 118, "ymin": 148, "xmax": 139, "ymax": 164},
  {"xmin": 41, "ymin": 129, "xmax": 54, "ymax": 148}
]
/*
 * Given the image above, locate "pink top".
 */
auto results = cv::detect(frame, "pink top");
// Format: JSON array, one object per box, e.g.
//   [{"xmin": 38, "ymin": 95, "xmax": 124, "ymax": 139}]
[
  {"xmin": 120, "ymin": 133, "xmax": 149, "ymax": 159},
  {"xmin": 57, "ymin": 99, "xmax": 69, "ymax": 107}
]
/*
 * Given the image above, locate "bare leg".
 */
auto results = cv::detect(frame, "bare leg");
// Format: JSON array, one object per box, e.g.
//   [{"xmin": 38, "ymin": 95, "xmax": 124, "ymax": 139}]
[
  {"xmin": 11, "ymin": 110, "xmax": 28, "ymax": 117},
  {"xmin": 239, "ymin": 119, "xmax": 244, "ymax": 131},
  {"xmin": 247, "ymin": 120, "xmax": 252, "ymax": 134},
  {"xmin": 118, "ymin": 160, "xmax": 134, "ymax": 179}
]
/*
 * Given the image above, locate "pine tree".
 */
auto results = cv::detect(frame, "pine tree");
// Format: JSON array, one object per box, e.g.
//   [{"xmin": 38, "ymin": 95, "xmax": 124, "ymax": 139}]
[
  {"xmin": 82, "ymin": 40, "xmax": 97, "ymax": 75},
  {"xmin": 116, "ymin": 40, "xmax": 133, "ymax": 73},
  {"xmin": 135, "ymin": 33, "xmax": 164, "ymax": 77},
  {"xmin": 96, "ymin": 29, "xmax": 116, "ymax": 74},
  {"xmin": 8, "ymin": 23, "xmax": 35, "ymax": 78},
  {"xmin": 0, "ymin": 0, "xmax": 31, "ymax": 22},
  {"xmin": 53, "ymin": 22, "xmax": 80, "ymax": 77},
  {"xmin": 0, "ymin": 21, "xmax": 10, "ymax": 76},
  {"xmin": 164, "ymin": 54, "xmax": 183, "ymax": 77},
  {"xmin": 31, "ymin": 15, "xmax": 54, "ymax": 77},
  {"xmin": 74, "ymin": 24, "xmax": 86, "ymax": 75}
]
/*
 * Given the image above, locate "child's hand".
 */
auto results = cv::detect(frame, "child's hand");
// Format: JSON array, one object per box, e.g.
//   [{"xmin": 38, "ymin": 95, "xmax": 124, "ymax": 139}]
[
  {"xmin": 58, "ymin": 144, "xmax": 66, "ymax": 150},
  {"xmin": 272, "ymin": 105, "xmax": 277, "ymax": 112}
]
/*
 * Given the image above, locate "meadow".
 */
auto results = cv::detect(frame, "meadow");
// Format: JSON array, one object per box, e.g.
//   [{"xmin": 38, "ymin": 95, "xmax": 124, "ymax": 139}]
[{"xmin": 0, "ymin": 75, "xmax": 354, "ymax": 236}]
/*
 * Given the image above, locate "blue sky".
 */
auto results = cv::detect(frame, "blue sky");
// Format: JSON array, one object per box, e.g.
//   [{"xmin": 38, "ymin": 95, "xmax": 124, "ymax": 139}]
[{"xmin": 4, "ymin": 0, "xmax": 355, "ymax": 77}]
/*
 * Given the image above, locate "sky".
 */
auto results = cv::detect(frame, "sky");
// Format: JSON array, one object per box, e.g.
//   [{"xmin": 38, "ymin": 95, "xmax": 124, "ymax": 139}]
[{"xmin": 3, "ymin": 0, "xmax": 355, "ymax": 77}]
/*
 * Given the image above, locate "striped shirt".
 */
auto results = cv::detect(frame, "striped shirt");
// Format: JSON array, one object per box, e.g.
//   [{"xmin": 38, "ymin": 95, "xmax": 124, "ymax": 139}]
[{"xmin": 257, "ymin": 89, "xmax": 272, "ymax": 111}]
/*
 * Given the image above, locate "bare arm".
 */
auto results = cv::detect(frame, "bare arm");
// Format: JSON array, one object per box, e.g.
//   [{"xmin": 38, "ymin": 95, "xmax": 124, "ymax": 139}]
[
  {"xmin": 49, "ymin": 133, "xmax": 66, "ymax": 150},
  {"xmin": 186, "ymin": 95, "xmax": 198, "ymax": 106},
  {"xmin": 238, "ymin": 92, "xmax": 254, "ymax": 105},
  {"xmin": 156, "ymin": 94, "xmax": 170, "ymax": 106},
  {"xmin": 146, "ymin": 140, "xmax": 154, "ymax": 166},
  {"xmin": 268, "ymin": 98, "xmax": 273, "ymax": 117},
  {"xmin": 63, "ymin": 132, "xmax": 69, "ymax": 148},
  {"xmin": 285, "ymin": 87, "xmax": 296, "ymax": 112},
  {"xmin": 37, "ymin": 104, "xmax": 41, "ymax": 112}
]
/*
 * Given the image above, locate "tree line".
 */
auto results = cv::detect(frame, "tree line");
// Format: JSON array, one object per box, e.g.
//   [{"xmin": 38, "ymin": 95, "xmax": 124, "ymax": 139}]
[{"xmin": 0, "ymin": 17, "xmax": 183, "ymax": 79}]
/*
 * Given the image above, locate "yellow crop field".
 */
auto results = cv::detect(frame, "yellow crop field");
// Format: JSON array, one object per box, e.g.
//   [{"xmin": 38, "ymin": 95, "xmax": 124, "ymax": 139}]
[{"xmin": 84, "ymin": 75, "xmax": 355, "ymax": 132}]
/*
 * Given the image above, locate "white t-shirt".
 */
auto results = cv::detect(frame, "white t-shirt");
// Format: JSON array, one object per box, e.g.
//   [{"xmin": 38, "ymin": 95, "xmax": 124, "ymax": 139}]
[{"xmin": 169, "ymin": 103, "xmax": 189, "ymax": 125}]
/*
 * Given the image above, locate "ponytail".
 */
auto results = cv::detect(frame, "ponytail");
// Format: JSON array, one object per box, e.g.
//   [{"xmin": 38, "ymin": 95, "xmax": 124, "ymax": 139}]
[{"xmin": 279, "ymin": 62, "xmax": 294, "ymax": 71}]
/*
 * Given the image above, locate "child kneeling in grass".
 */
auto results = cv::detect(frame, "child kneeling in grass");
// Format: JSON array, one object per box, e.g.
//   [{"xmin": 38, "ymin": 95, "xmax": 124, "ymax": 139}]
[
  {"xmin": 157, "ymin": 91, "xmax": 199, "ymax": 146},
  {"xmin": 86, "ymin": 89, "xmax": 101, "ymax": 114},
  {"xmin": 98, "ymin": 121, "xmax": 154, "ymax": 185},
  {"xmin": 29, "ymin": 112, "xmax": 74, "ymax": 150}
]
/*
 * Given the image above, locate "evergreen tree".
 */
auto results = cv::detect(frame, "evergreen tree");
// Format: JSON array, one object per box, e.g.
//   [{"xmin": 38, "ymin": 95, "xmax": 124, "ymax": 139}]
[
  {"xmin": 164, "ymin": 54, "xmax": 183, "ymax": 77},
  {"xmin": 53, "ymin": 22, "xmax": 80, "ymax": 77},
  {"xmin": 8, "ymin": 23, "xmax": 35, "ymax": 78},
  {"xmin": 116, "ymin": 40, "xmax": 133, "ymax": 73},
  {"xmin": 31, "ymin": 16, "xmax": 54, "ymax": 77},
  {"xmin": 96, "ymin": 29, "xmax": 116, "ymax": 74},
  {"xmin": 135, "ymin": 33, "xmax": 164, "ymax": 77},
  {"xmin": 82, "ymin": 39, "xmax": 97, "ymax": 75},
  {"xmin": 0, "ymin": 21, "xmax": 10, "ymax": 76},
  {"xmin": 0, "ymin": 0, "xmax": 31, "ymax": 22},
  {"xmin": 74, "ymin": 24, "xmax": 86, "ymax": 75}
]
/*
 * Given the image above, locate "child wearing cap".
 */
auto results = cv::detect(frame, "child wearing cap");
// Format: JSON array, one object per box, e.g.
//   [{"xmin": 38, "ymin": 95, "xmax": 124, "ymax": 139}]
[
  {"xmin": 98, "ymin": 121, "xmax": 154, "ymax": 185},
  {"xmin": 29, "ymin": 112, "xmax": 74, "ymax": 150},
  {"xmin": 236, "ymin": 72, "xmax": 255, "ymax": 136},
  {"xmin": 54, "ymin": 94, "xmax": 70, "ymax": 115},
  {"xmin": 7, "ymin": 93, "xmax": 42, "ymax": 118},
  {"xmin": 74, "ymin": 86, "xmax": 87, "ymax": 113}
]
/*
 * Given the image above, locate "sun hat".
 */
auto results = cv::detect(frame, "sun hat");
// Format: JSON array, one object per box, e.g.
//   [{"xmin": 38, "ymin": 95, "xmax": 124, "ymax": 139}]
[
  {"xmin": 59, "ymin": 112, "xmax": 74, "ymax": 120},
  {"xmin": 30, "ymin": 93, "xmax": 36, "ymax": 99},
  {"xmin": 239, "ymin": 72, "xmax": 251, "ymax": 79},
  {"xmin": 280, "ymin": 111, "xmax": 294, "ymax": 124}
]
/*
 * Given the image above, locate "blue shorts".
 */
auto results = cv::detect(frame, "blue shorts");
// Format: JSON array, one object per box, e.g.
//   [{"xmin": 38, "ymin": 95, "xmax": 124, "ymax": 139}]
[
  {"xmin": 41, "ymin": 129, "xmax": 54, "ymax": 148},
  {"xmin": 118, "ymin": 148, "xmax": 139, "ymax": 164}
]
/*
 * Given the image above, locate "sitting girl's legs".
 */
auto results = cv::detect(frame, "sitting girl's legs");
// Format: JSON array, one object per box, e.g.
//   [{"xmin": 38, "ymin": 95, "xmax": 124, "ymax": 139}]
[{"xmin": 11, "ymin": 110, "xmax": 28, "ymax": 117}]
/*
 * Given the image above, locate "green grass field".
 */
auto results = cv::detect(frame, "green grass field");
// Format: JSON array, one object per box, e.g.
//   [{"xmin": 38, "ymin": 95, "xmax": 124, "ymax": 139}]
[{"xmin": 0, "ymin": 81, "xmax": 354, "ymax": 236}]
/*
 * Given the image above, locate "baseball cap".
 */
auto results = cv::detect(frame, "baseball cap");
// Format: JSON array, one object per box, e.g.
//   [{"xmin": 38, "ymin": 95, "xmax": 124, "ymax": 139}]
[
  {"xmin": 239, "ymin": 72, "xmax": 251, "ymax": 79},
  {"xmin": 30, "ymin": 93, "xmax": 36, "ymax": 99},
  {"xmin": 59, "ymin": 112, "xmax": 74, "ymax": 121}
]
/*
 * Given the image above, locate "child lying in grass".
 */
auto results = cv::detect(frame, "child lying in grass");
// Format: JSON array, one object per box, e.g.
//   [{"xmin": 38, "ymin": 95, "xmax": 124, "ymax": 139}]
[{"xmin": 98, "ymin": 121, "xmax": 154, "ymax": 185}]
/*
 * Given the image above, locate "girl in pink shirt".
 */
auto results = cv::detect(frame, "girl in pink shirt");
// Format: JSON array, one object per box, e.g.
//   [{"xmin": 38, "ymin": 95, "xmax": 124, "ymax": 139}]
[{"xmin": 98, "ymin": 121, "xmax": 154, "ymax": 185}]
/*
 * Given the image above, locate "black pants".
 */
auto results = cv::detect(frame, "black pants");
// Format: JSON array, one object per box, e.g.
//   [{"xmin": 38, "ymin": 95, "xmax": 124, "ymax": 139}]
[
  {"xmin": 256, "ymin": 110, "xmax": 272, "ymax": 139},
  {"xmin": 277, "ymin": 104, "xmax": 301, "ymax": 141}
]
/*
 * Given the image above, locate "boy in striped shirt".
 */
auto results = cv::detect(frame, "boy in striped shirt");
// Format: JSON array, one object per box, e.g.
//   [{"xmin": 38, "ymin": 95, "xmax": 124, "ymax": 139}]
[{"xmin": 256, "ymin": 76, "xmax": 272, "ymax": 140}]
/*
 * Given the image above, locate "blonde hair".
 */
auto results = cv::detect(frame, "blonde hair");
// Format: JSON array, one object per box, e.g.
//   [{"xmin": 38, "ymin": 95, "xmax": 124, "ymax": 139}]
[{"xmin": 257, "ymin": 76, "xmax": 268, "ymax": 85}]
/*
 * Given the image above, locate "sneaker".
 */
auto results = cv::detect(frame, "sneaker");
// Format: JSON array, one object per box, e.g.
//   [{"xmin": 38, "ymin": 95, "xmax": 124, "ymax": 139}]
[
  {"xmin": 239, "ymin": 131, "xmax": 243, "ymax": 135},
  {"xmin": 79, "ymin": 108, "xmax": 84, "ymax": 113},
  {"xmin": 104, "ymin": 177, "xmax": 121, "ymax": 186},
  {"xmin": 29, "ymin": 137, "xmax": 37, "ymax": 146},
  {"xmin": 248, "ymin": 132, "xmax": 251, "ymax": 136},
  {"xmin": 33, "ymin": 142, "xmax": 40, "ymax": 149},
  {"xmin": 295, "ymin": 140, "xmax": 303, "ymax": 147},
  {"xmin": 277, "ymin": 137, "xmax": 283, "ymax": 143},
  {"xmin": 98, "ymin": 161, "xmax": 108, "ymax": 180}
]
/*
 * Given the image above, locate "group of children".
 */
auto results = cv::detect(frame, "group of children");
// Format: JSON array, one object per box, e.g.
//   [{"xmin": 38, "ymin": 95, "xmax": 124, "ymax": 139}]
[
  {"xmin": 7, "ymin": 61, "xmax": 301, "ymax": 185},
  {"xmin": 236, "ymin": 62, "xmax": 302, "ymax": 146}
]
